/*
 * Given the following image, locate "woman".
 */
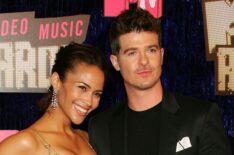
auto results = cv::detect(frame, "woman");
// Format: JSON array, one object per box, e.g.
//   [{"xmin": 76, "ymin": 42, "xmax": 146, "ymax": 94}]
[{"xmin": 0, "ymin": 42, "xmax": 106, "ymax": 155}]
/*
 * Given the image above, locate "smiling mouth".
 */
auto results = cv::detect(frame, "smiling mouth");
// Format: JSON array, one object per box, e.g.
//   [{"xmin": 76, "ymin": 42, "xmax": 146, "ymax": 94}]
[{"xmin": 74, "ymin": 104, "xmax": 89, "ymax": 115}]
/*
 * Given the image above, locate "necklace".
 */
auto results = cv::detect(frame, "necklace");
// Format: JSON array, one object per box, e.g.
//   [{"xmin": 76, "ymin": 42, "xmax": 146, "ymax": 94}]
[{"xmin": 31, "ymin": 129, "xmax": 59, "ymax": 155}]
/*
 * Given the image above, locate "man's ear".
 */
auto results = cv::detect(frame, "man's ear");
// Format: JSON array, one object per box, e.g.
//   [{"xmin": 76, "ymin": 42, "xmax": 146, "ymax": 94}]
[
  {"xmin": 110, "ymin": 54, "xmax": 120, "ymax": 71},
  {"xmin": 51, "ymin": 72, "xmax": 61, "ymax": 90},
  {"xmin": 160, "ymin": 48, "xmax": 164, "ymax": 65}
]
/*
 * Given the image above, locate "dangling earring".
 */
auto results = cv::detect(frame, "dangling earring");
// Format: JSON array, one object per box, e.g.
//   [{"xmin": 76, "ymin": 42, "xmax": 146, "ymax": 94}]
[{"xmin": 51, "ymin": 88, "xmax": 58, "ymax": 109}]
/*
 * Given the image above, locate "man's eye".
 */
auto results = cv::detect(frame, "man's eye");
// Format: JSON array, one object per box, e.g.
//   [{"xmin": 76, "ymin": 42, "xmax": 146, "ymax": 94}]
[
  {"xmin": 127, "ymin": 51, "xmax": 136, "ymax": 56},
  {"xmin": 149, "ymin": 48, "xmax": 157, "ymax": 53}
]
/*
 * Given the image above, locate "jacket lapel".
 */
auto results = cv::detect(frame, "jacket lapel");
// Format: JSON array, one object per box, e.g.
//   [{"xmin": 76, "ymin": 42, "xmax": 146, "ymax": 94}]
[
  {"xmin": 108, "ymin": 91, "xmax": 181, "ymax": 155},
  {"xmin": 159, "ymin": 91, "xmax": 181, "ymax": 155}
]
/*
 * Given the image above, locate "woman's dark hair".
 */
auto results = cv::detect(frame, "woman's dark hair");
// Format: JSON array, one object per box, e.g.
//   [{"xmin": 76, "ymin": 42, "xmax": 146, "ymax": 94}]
[
  {"xmin": 38, "ymin": 42, "xmax": 107, "ymax": 112},
  {"xmin": 109, "ymin": 8, "xmax": 161, "ymax": 55}
]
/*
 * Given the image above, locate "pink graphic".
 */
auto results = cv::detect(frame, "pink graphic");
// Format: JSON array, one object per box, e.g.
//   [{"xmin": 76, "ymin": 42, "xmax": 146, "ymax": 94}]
[
  {"xmin": 0, "ymin": 18, "xmax": 28, "ymax": 37},
  {"xmin": 39, "ymin": 20, "xmax": 84, "ymax": 40},
  {"xmin": 0, "ymin": 130, "xmax": 18, "ymax": 142},
  {"xmin": 104, "ymin": 0, "xmax": 162, "ymax": 18}
]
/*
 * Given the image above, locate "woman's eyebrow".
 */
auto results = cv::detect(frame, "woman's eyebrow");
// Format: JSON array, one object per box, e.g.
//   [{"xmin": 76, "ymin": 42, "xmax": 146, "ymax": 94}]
[{"xmin": 75, "ymin": 82, "xmax": 91, "ymax": 89}]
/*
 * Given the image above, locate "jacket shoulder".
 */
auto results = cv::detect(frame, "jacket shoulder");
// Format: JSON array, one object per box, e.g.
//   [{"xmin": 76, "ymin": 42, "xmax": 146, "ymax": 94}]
[
  {"xmin": 174, "ymin": 93, "xmax": 216, "ymax": 113},
  {"xmin": 89, "ymin": 102, "xmax": 125, "ymax": 127}
]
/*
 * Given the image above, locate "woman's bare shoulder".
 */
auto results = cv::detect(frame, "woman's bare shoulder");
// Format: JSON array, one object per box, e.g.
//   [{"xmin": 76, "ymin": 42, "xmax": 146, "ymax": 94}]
[
  {"xmin": 75, "ymin": 129, "xmax": 89, "ymax": 141},
  {"xmin": 0, "ymin": 129, "xmax": 39, "ymax": 155},
  {"xmin": 75, "ymin": 129, "xmax": 96, "ymax": 154}
]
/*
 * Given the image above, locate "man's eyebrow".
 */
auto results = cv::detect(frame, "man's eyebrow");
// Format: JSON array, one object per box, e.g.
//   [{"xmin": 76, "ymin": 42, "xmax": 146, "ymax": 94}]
[
  {"xmin": 121, "ymin": 44, "xmax": 160, "ymax": 54},
  {"xmin": 148, "ymin": 44, "xmax": 160, "ymax": 49},
  {"xmin": 122, "ymin": 47, "xmax": 137, "ymax": 54}
]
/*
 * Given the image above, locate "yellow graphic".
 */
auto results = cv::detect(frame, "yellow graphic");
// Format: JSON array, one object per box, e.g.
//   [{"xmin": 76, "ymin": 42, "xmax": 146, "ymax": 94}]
[{"xmin": 203, "ymin": 0, "xmax": 234, "ymax": 95}]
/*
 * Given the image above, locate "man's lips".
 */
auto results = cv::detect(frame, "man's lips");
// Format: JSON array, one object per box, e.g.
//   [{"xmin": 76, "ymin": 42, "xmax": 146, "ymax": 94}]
[{"xmin": 136, "ymin": 70, "xmax": 152, "ymax": 77}]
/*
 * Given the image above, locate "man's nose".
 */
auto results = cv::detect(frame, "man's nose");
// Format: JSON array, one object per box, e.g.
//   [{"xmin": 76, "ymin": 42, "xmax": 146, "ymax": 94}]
[{"xmin": 139, "ymin": 51, "xmax": 149, "ymax": 66}]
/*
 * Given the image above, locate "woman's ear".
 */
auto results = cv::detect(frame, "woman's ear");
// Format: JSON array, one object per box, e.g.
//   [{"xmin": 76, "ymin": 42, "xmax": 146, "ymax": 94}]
[{"xmin": 51, "ymin": 72, "xmax": 61, "ymax": 90}]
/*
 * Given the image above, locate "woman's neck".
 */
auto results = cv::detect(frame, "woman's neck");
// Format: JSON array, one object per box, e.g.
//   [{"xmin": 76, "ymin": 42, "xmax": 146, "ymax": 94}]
[{"xmin": 33, "ymin": 107, "xmax": 73, "ymax": 134}]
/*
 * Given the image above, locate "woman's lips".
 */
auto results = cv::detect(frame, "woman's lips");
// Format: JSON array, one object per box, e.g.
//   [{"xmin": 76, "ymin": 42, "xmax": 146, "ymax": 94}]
[{"xmin": 74, "ymin": 104, "xmax": 89, "ymax": 115}]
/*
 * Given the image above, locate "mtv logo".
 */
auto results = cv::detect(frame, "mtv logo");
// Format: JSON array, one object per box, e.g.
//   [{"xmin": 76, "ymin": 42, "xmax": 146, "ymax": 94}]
[
  {"xmin": 203, "ymin": 0, "xmax": 234, "ymax": 60},
  {"xmin": 104, "ymin": 0, "xmax": 162, "ymax": 18}
]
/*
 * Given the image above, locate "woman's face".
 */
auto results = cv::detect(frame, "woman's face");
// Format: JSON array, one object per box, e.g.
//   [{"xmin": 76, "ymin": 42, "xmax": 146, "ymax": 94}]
[{"xmin": 56, "ymin": 63, "xmax": 105, "ymax": 125}]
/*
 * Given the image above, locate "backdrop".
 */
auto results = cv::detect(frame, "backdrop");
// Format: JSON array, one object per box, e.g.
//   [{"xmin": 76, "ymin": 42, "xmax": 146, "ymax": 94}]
[{"xmin": 0, "ymin": 0, "xmax": 233, "ymax": 153}]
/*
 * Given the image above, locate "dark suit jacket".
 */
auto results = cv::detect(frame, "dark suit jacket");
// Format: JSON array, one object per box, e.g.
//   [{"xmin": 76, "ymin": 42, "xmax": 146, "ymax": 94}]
[{"xmin": 89, "ymin": 91, "xmax": 232, "ymax": 155}]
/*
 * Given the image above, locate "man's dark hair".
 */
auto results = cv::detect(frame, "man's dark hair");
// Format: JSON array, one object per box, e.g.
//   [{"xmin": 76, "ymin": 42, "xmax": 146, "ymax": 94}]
[{"xmin": 109, "ymin": 8, "xmax": 162, "ymax": 55}]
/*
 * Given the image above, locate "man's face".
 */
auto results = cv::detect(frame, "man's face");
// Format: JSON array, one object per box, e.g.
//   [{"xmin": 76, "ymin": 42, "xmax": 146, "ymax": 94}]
[{"xmin": 110, "ymin": 31, "xmax": 164, "ymax": 91}]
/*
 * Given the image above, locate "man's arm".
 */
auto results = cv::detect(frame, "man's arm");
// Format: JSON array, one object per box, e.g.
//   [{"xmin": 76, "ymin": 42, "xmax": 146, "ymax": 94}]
[{"xmin": 199, "ymin": 103, "xmax": 232, "ymax": 155}]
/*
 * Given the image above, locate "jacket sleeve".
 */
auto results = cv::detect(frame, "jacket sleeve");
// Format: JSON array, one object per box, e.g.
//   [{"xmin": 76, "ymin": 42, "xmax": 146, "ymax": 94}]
[{"xmin": 198, "ymin": 103, "xmax": 232, "ymax": 155}]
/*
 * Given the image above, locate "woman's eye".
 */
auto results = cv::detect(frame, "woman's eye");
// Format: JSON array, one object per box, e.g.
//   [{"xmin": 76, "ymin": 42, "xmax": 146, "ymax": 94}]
[
  {"xmin": 94, "ymin": 92, "xmax": 102, "ymax": 98},
  {"xmin": 78, "ymin": 86, "xmax": 87, "ymax": 91}
]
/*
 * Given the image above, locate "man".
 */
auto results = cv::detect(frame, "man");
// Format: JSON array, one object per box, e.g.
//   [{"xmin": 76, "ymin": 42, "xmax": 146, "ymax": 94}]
[{"xmin": 88, "ymin": 8, "xmax": 232, "ymax": 155}]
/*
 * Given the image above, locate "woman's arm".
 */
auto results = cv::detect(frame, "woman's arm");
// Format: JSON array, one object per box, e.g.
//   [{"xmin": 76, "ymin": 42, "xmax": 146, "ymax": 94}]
[{"xmin": 0, "ymin": 130, "xmax": 37, "ymax": 155}]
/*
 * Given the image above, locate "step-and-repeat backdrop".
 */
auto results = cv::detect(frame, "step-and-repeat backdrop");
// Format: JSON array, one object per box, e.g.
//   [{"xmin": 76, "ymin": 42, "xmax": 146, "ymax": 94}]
[{"xmin": 0, "ymin": 0, "xmax": 233, "ymax": 152}]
